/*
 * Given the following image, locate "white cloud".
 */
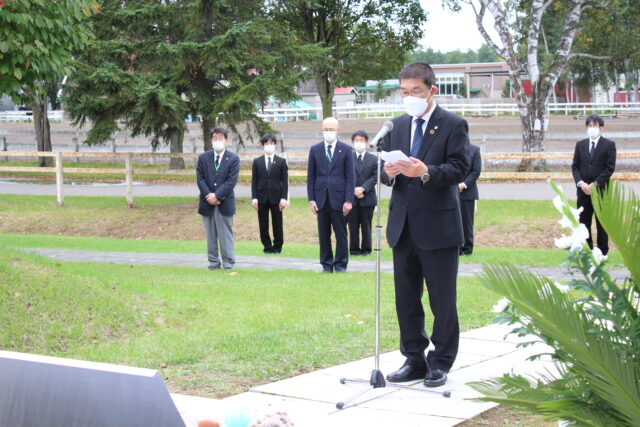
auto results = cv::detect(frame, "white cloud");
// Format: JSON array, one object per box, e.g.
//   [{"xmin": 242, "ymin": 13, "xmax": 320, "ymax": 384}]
[{"xmin": 419, "ymin": 1, "xmax": 500, "ymax": 52}]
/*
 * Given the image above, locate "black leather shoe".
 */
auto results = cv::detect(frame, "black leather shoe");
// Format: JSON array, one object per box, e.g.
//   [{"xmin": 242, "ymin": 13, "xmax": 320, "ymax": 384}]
[
  {"xmin": 386, "ymin": 365, "xmax": 427, "ymax": 383},
  {"xmin": 263, "ymin": 248, "xmax": 274, "ymax": 254},
  {"xmin": 424, "ymin": 369, "xmax": 447, "ymax": 387}
]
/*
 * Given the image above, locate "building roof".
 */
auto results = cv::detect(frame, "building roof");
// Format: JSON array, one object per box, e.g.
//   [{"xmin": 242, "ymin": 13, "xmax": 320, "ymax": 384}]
[{"xmin": 334, "ymin": 86, "xmax": 356, "ymax": 95}]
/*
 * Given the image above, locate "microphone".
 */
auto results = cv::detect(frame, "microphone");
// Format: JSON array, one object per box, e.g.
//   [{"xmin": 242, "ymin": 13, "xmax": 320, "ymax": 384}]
[{"xmin": 368, "ymin": 121, "xmax": 394, "ymax": 148}]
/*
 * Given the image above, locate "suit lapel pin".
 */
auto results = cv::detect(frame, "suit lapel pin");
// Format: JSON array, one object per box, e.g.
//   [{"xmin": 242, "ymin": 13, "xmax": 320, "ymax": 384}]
[{"xmin": 429, "ymin": 125, "xmax": 438, "ymax": 135}]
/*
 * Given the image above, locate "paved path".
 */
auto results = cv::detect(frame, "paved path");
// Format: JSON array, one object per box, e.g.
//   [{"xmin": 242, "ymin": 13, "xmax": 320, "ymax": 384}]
[
  {"xmin": 22, "ymin": 248, "xmax": 630, "ymax": 284},
  {"xmin": 0, "ymin": 180, "xmax": 628, "ymax": 200}
]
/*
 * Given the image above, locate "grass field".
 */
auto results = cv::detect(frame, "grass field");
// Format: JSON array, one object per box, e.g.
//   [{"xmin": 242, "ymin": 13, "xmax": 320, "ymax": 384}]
[
  {"xmin": 0, "ymin": 249, "xmax": 496, "ymax": 397},
  {"xmin": 0, "ymin": 194, "xmax": 621, "ymax": 265}
]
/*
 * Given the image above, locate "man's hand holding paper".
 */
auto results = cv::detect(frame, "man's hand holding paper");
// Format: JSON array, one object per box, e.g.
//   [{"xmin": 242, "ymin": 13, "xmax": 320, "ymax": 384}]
[{"xmin": 382, "ymin": 150, "xmax": 428, "ymax": 179}]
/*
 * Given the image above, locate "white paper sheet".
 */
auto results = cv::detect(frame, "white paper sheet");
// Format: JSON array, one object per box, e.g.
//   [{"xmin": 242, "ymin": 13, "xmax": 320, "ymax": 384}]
[{"xmin": 380, "ymin": 150, "xmax": 410, "ymax": 164}]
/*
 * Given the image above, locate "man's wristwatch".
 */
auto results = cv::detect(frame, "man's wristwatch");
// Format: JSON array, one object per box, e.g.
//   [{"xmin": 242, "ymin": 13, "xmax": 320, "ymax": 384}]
[{"xmin": 420, "ymin": 170, "xmax": 431, "ymax": 183}]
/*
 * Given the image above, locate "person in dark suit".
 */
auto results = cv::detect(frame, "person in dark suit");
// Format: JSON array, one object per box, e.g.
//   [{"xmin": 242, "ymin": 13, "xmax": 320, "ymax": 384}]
[
  {"xmin": 458, "ymin": 144, "xmax": 481, "ymax": 256},
  {"xmin": 348, "ymin": 130, "xmax": 378, "ymax": 256},
  {"xmin": 251, "ymin": 134, "xmax": 289, "ymax": 254},
  {"xmin": 571, "ymin": 113, "xmax": 616, "ymax": 255},
  {"xmin": 196, "ymin": 127, "xmax": 240, "ymax": 270},
  {"xmin": 381, "ymin": 62, "xmax": 470, "ymax": 388},
  {"xmin": 307, "ymin": 117, "xmax": 356, "ymax": 273}
]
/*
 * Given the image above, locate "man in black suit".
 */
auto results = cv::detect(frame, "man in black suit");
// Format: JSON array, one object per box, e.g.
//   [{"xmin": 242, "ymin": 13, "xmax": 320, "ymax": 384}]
[
  {"xmin": 348, "ymin": 130, "xmax": 378, "ymax": 256},
  {"xmin": 381, "ymin": 62, "xmax": 469, "ymax": 388},
  {"xmin": 571, "ymin": 113, "xmax": 616, "ymax": 255},
  {"xmin": 458, "ymin": 144, "xmax": 481, "ymax": 256},
  {"xmin": 196, "ymin": 127, "xmax": 240, "ymax": 270},
  {"xmin": 251, "ymin": 134, "xmax": 289, "ymax": 254},
  {"xmin": 307, "ymin": 117, "xmax": 356, "ymax": 273}
]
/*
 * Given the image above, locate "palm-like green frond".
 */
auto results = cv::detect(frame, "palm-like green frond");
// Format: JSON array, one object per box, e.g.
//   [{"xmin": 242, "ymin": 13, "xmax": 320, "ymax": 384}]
[
  {"xmin": 468, "ymin": 374, "xmax": 617, "ymax": 426},
  {"xmin": 591, "ymin": 181, "xmax": 640, "ymax": 283},
  {"xmin": 476, "ymin": 264, "xmax": 640, "ymax": 425}
]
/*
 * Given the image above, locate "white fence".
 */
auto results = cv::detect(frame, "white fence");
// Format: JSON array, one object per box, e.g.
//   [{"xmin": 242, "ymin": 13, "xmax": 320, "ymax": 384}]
[
  {"xmin": 249, "ymin": 102, "xmax": 640, "ymax": 121},
  {"xmin": 0, "ymin": 110, "xmax": 65, "ymax": 122},
  {"xmin": 1, "ymin": 103, "xmax": 639, "ymax": 123}
]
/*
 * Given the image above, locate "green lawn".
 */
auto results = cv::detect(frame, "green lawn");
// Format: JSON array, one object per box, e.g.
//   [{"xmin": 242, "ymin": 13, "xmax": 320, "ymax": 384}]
[{"xmin": 0, "ymin": 249, "xmax": 497, "ymax": 397}]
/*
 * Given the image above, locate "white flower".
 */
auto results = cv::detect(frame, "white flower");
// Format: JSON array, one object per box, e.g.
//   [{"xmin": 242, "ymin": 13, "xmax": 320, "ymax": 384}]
[
  {"xmin": 557, "ymin": 206, "xmax": 583, "ymax": 229},
  {"xmin": 588, "ymin": 247, "xmax": 608, "ymax": 276},
  {"xmin": 553, "ymin": 281, "xmax": 570, "ymax": 293},
  {"xmin": 552, "ymin": 195, "xmax": 564, "ymax": 213},
  {"xmin": 554, "ymin": 223, "xmax": 589, "ymax": 252},
  {"xmin": 492, "ymin": 297, "xmax": 510, "ymax": 313},
  {"xmin": 592, "ymin": 248, "xmax": 606, "ymax": 265}
]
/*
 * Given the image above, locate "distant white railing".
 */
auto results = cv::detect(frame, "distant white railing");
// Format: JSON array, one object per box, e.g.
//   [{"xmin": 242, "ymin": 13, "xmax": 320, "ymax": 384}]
[
  {"xmin": 258, "ymin": 102, "xmax": 640, "ymax": 120},
  {"xmin": 0, "ymin": 110, "xmax": 65, "ymax": 122},
  {"xmin": 1, "ymin": 102, "xmax": 638, "ymax": 123}
]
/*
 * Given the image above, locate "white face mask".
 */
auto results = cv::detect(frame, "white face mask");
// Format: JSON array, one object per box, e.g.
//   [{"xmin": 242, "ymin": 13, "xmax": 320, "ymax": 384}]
[
  {"xmin": 403, "ymin": 95, "xmax": 429, "ymax": 117},
  {"xmin": 323, "ymin": 130, "xmax": 337, "ymax": 143},
  {"xmin": 264, "ymin": 144, "xmax": 276, "ymax": 155},
  {"xmin": 587, "ymin": 127, "xmax": 600, "ymax": 139},
  {"xmin": 354, "ymin": 142, "xmax": 366, "ymax": 153},
  {"xmin": 213, "ymin": 140, "xmax": 225, "ymax": 152}
]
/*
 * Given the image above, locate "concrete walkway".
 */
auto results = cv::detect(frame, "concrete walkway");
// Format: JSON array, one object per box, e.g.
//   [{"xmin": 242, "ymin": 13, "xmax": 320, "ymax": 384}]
[
  {"xmin": 8, "ymin": 180, "xmax": 640, "ymax": 200},
  {"xmin": 23, "ymin": 248, "xmax": 630, "ymax": 283}
]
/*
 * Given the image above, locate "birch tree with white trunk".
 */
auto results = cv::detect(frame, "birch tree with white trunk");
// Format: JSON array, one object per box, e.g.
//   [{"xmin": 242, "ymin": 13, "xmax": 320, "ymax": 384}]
[{"xmin": 448, "ymin": 0, "xmax": 609, "ymax": 170}]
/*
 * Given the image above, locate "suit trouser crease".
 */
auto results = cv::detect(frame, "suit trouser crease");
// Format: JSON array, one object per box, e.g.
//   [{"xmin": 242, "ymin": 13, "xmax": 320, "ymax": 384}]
[
  {"xmin": 202, "ymin": 209, "xmax": 235, "ymax": 269},
  {"xmin": 348, "ymin": 205, "xmax": 374, "ymax": 253},
  {"xmin": 317, "ymin": 205, "xmax": 348, "ymax": 271},
  {"xmin": 578, "ymin": 193, "xmax": 609, "ymax": 254},
  {"xmin": 258, "ymin": 202, "xmax": 283, "ymax": 250},
  {"xmin": 460, "ymin": 199, "xmax": 475, "ymax": 253},
  {"xmin": 393, "ymin": 224, "xmax": 459, "ymax": 372}
]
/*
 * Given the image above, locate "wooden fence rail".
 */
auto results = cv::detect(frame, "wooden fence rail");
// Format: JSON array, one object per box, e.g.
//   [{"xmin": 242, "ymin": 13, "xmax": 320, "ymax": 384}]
[{"xmin": 1, "ymin": 151, "xmax": 638, "ymax": 207}]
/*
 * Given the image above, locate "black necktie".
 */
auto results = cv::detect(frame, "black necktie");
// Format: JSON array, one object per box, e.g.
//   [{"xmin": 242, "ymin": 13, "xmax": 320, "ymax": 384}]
[
  {"xmin": 267, "ymin": 156, "xmax": 272, "ymax": 173},
  {"xmin": 326, "ymin": 145, "xmax": 332, "ymax": 162},
  {"xmin": 589, "ymin": 141, "xmax": 595, "ymax": 157},
  {"xmin": 215, "ymin": 154, "xmax": 220, "ymax": 168},
  {"xmin": 411, "ymin": 118, "xmax": 425, "ymax": 158},
  {"xmin": 358, "ymin": 154, "xmax": 363, "ymax": 165}
]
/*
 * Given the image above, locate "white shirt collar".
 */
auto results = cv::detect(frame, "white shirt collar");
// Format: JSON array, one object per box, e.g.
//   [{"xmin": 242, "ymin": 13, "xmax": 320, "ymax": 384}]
[
  {"xmin": 590, "ymin": 135, "xmax": 601, "ymax": 145},
  {"xmin": 214, "ymin": 149, "xmax": 225, "ymax": 158}
]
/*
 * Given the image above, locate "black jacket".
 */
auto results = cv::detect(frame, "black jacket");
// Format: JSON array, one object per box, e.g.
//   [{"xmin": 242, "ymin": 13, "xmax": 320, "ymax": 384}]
[
  {"xmin": 571, "ymin": 136, "xmax": 616, "ymax": 194},
  {"xmin": 251, "ymin": 154, "xmax": 289, "ymax": 205},
  {"xmin": 353, "ymin": 151, "xmax": 378, "ymax": 207},
  {"xmin": 381, "ymin": 105, "xmax": 470, "ymax": 250}
]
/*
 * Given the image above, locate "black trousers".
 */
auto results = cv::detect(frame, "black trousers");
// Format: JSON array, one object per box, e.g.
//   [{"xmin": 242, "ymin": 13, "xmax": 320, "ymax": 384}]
[
  {"xmin": 460, "ymin": 199, "xmax": 475, "ymax": 254},
  {"xmin": 348, "ymin": 205, "xmax": 374, "ymax": 254},
  {"xmin": 392, "ymin": 224, "xmax": 459, "ymax": 372},
  {"xmin": 578, "ymin": 193, "xmax": 609, "ymax": 254},
  {"xmin": 258, "ymin": 201, "xmax": 283, "ymax": 251},
  {"xmin": 317, "ymin": 205, "xmax": 348, "ymax": 272}
]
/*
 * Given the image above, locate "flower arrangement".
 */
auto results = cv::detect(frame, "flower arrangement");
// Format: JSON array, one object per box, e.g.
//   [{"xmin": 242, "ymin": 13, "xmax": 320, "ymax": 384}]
[{"xmin": 469, "ymin": 180, "xmax": 640, "ymax": 425}]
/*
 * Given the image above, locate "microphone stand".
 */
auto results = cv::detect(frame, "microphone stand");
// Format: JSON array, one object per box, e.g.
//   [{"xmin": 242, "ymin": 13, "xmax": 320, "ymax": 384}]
[{"xmin": 336, "ymin": 141, "xmax": 451, "ymax": 410}]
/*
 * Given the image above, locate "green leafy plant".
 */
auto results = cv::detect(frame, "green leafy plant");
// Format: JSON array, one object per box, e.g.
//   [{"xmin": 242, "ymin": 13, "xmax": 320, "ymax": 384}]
[{"xmin": 469, "ymin": 180, "xmax": 640, "ymax": 426}]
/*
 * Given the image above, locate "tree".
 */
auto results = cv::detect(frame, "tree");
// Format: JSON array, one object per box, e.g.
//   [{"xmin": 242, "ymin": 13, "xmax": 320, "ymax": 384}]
[
  {"xmin": 446, "ymin": 0, "xmax": 612, "ymax": 170},
  {"xmin": 63, "ymin": 0, "xmax": 312, "ymax": 168},
  {"xmin": 270, "ymin": 0, "xmax": 425, "ymax": 119},
  {"xmin": 458, "ymin": 81, "xmax": 468, "ymax": 98},
  {"xmin": 410, "ymin": 44, "xmax": 500, "ymax": 64},
  {"xmin": 0, "ymin": 0, "xmax": 97, "ymax": 166},
  {"xmin": 569, "ymin": 0, "xmax": 640, "ymax": 102},
  {"xmin": 373, "ymin": 80, "xmax": 390, "ymax": 102}
]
